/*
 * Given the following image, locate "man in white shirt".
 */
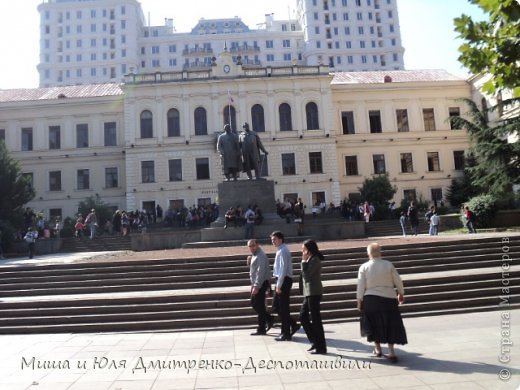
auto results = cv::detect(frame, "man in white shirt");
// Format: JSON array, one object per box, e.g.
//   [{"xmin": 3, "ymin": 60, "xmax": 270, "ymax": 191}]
[{"xmin": 270, "ymin": 231, "xmax": 300, "ymax": 341}]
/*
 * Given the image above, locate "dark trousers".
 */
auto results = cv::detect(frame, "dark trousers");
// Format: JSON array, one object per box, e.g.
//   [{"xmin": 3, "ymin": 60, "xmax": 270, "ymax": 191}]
[
  {"xmin": 299, "ymin": 295, "xmax": 326, "ymax": 351},
  {"xmin": 273, "ymin": 276, "xmax": 297, "ymax": 338},
  {"xmin": 251, "ymin": 280, "xmax": 273, "ymax": 332},
  {"xmin": 28, "ymin": 242, "xmax": 35, "ymax": 259}
]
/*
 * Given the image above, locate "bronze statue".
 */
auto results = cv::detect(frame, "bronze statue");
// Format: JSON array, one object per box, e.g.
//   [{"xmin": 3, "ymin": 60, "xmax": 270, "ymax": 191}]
[
  {"xmin": 239, "ymin": 122, "xmax": 268, "ymax": 180},
  {"xmin": 217, "ymin": 124, "xmax": 240, "ymax": 181}
]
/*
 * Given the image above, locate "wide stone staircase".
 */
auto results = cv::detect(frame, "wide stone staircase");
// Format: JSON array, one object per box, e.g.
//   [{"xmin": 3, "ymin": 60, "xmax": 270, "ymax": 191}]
[
  {"xmin": 59, "ymin": 235, "xmax": 133, "ymax": 253},
  {"xmin": 0, "ymin": 236, "xmax": 518, "ymax": 334}
]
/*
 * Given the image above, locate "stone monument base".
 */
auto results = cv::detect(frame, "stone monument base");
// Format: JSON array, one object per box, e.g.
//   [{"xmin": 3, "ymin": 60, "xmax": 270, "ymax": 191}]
[{"xmin": 213, "ymin": 179, "xmax": 277, "ymax": 226}]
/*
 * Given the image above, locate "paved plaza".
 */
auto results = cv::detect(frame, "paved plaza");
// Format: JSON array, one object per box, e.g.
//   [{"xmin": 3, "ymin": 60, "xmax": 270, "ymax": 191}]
[
  {"xmin": 0, "ymin": 310, "xmax": 518, "ymax": 390},
  {"xmin": 0, "ymin": 232, "xmax": 518, "ymax": 389}
]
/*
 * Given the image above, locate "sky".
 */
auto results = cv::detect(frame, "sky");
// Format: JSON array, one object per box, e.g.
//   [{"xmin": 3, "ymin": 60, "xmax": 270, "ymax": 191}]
[{"xmin": 0, "ymin": 0, "xmax": 485, "ymax": 90}]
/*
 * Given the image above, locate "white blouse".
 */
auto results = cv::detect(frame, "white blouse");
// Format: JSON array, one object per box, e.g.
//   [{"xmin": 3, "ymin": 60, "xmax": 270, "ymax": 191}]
[{"xmin": 356, "ymin": 258, "xmax": 404, "ymax": 300}]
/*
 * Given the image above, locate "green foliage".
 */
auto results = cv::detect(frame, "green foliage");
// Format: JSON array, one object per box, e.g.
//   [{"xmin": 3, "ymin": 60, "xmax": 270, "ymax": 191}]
[
  {"xmin": 60, "ymin": 217, "xmax": 76, "ymax": 238},
  {"xmin": 358, "ymin": 174, "xmax": 396, "ymax": 206},
  {"xmin": 465, "ymin": 194, "xmax": 499, "ymax": 228},
  {"xmin": 446, "ymin": 153, "xmax": 481, "ymax": 207},
  {"xmin": 454, "ymin": 0, "xmax": 520, "ymax": 96},
  {"xmin": 0, "ymin": 141, "xmax": 35, "ymax": 243},
  {"xmin": 0, "ymin": 219, "xmax": 16, "ymax": 252},
  {"xmin": 449, "ymin": 98, "xmax": 520, "ymax": 198}
]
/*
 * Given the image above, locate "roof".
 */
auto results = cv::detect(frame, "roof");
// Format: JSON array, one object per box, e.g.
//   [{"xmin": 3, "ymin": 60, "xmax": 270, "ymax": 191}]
[
  {"xmin": 0, "ymin": 83, "xmax": 124, "ymax": 103},
  {"xmin": 331, "ymin": 69, "xmax": 465, "ymax": 85}
]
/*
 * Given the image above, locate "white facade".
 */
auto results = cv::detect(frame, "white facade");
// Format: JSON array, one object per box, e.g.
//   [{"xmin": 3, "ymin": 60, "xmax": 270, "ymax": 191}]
[
  {"xmin": 0, "ymin": 66, "xmax": 471, "ymax": 222},
  {"xmin": 37, "ymin": 0, "xmax": 404, "ymax": 87}
]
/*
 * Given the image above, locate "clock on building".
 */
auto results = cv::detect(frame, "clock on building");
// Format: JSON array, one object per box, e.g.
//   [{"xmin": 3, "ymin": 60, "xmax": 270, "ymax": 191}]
[{"xmin": 223, "ymin": 64, "xmax": 230, "ymax": 73}]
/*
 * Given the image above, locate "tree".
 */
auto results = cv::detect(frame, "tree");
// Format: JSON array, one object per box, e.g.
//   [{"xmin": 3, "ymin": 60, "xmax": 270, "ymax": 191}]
[
  {"xmin": 450, "ymin": 98, "xmax": 520, "ymax": 199},
  {"xmin": 0, "ymin": 141, "xmax": 35, "ymax": 223},
  {"xmin": 454, "ymin": 0, "xmax": 520, "ymax": 96},
  {"xmin": 358, "ymin": 174, "xmax": 397, "ymax": 219},
  {"xmin": 445, "ymin": 153, "xmax": 481, "ymax": 207}
]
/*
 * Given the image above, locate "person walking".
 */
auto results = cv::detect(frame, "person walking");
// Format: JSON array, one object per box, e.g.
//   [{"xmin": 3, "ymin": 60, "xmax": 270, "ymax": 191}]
[
  {"xmin": 299, "ymin": 239, "xmax": 327, "ymax": 354},
  {"xmin": 247, "ymin": 239, "xmax": 275, "ymax": 335},
  {"xmin": 429, "ymin": 210, "xmax": 440, "ymax": 235},
  {"xmin": 464, "ymin": 206, "xmax": 477, "ymax": 233},
  {"xmin": 24, "ymin": 227, "xmax": 38, "ymax": 259},
  {"xmin": 407, "ymin": 201, "xmax": 419, "ymax": 236},
  {"xmin": 244, "ymin": 205, "xmax": 256, "ymax": 239},
  {"xmin": 270, "ymin": 231, "xmax": 300, "ymax": 341},
  {"xmin": 85, "ymin": 209, "xmax": 98, "ymax": 239},
  {"xmin": 357, "ymin": 242, "xmax": 407, "ymax": 363},
  {"xmin": 399, "ymin": 212, "xmax": 407, "ymax": 237}
]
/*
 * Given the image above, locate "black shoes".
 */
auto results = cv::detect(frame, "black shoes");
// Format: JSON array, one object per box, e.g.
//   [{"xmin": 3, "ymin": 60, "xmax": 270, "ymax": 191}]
[
  {"xmin": 250, "ymin": 331, "xmax": 266, "ymax": 336},
  {"xmin": 275, "ymin": 335, "xmax": 291, "ymax": 341},
  {"xmin": 291, "ymin": 324, "xmax": 301, "ymax": 336},
  {"xmin": 307, "ymin": 345, "xmax": 316, "ymax": 352},
  {"xmin": 311, "ymin": 349, "xmax": 327, "ymax": 355}
]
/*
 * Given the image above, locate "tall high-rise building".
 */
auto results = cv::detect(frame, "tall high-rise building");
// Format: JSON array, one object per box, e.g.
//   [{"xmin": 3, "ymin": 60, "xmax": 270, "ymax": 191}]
[{"xmin": 37, "ymin": 0, "xmax": 405, "ymax": 87}]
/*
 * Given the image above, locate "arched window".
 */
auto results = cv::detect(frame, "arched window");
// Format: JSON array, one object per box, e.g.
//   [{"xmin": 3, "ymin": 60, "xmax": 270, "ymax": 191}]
[
  {"xmin": 167, "ymin": 108, "xmax": 180, "ymax": 137},
  {"xmin": 279, "ymin": 103, "xmax": 293, "ymax": 131},
  {"xmin": 223, "ymin": 105, "xmax": 236, "ymax": 132},
  {"xmin": 194, "ymin": 107, "xmax": 207, "ymax": 136},
  {"xmin": 305, "ymin": 102, "xmax": 319, "ymax": 130},
  {"xmin": 140, "ymin": 110, "xmax": 153, "ymax": 138},
  {"xmin": 251, "ymin": 104, "xmax": 265, "ymax": 132}
]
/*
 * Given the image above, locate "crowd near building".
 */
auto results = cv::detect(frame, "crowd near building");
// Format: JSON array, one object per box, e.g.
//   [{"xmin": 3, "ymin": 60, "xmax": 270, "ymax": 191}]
[{"xmin": 0, "ymin": 0, "xmax": 476, "ymax": 222}]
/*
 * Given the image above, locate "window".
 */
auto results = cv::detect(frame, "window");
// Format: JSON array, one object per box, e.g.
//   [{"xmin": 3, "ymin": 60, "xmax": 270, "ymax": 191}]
[
  {"xmin": 341, "ymin": 111, "xmax": 355, "ymax": 134},
  {"xmin": 309, "ymin": 152, "xmax": 323, "ymax": 174},
  {"xmin": 49, "ymin": 126, "xmax": 61, "ymax": 149},
  {"xmin": 251, "ymin": 104, "xmax": 265, "ymax": 132},
  {"xmin": 21, "ymin": 128, "xmax": 33, "ymax": 151},
  {"xmin": 400, "ymin": 153, "xmax": 413, "ymax": 173},
  {"xmin": 449, "ymin": 107, "xmax": 461, "ymax": 130},
  {"xmin": 167, "ymin": 108, "xmax": 180, "ymax": 137},
  {"xmin": 453, "ymin": 150, "xmax": 465, "ymax": 170},
  {"xmin": 423, "ymin": 108, "xmax": 436, "ymax": 131},
  {"xmin": 345, "ymin": 156, "xmax": 358, "ymax": 176},
  {"xmin": 49, "ymin": 171, "xmax": 62, "ymax": 191},
  {"xmin": 194, "ymin": 107, "xmax": 208, "ymax": 136},
  {"xmin": 196, "ymin": 158, "xmax": 210, "ymax": 180},
  {"xmin": 279, "ymin": 103, "xmax": 293, "ymax": 131},
  {"xmin": 76, "ymin": 124, "xmax": 89, "ymax": 148},
  {"xmin": 49, "ymin": 208, "xmax": 62, "ymax": 222},
  {"xmin": 305, "ymin": 102, "xmax": 319, "ymax": 130},
  {"xmin": 140, "ymin": 110, "xmax": 153, "ymax": 138},
  {"xmin": 396, "ymin": 109, "xmax": 409, "ymax": 132},
  {"xmin": 372, "ymin": 154, "xmax": 386, "ymax": 174},
  {"xmin": 141, "ymin": 161, "xmax": 155, "ymax": 183},
  {"xmin": 104, "ymin": 122, "xmax": 117, "ymax": 146},
  {"xmin": 367, "ymin": 110, "xmax": 382, "ymax": 133},
  {"xmin": 281, "ymin": 153, "xmax": 296, "ymax": 175},
  {"xmin": 0, "ymin": 129, "xmax": 4, "ymax": 141},
  {"xmin": 105, "ymin": 167, "xmax": 118, "ymax": 188},
  {"xmin": 223, "ymin": 105, "xmax": 236, "ymax": 132},
  {"xmin": 23, "ymin": 172, "xmax": 33, "ymax": 191},
  {"xmin": 403, "ymin": 189, "xmax": 417, "ymax": 202},
  {"xmin": 427, "ymin": 152, "xmax": 440, "ymax": 172},
  {"xmin": 77, "ymin": 169, "xmax": 90, "ymax": 190},
  {"xmin": 431, "ymin": 188, "xmax": 443, "ymax": 203},
  {"xmin": 266, "ymin": 40, "xmax": 273, "ymax": 48},
  {"xmin": 168, "ymin": 159, "xmax": 182, "ymax": 181}
]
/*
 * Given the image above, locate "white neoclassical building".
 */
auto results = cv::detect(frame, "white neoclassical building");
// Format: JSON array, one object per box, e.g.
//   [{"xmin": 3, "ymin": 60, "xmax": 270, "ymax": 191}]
[
  {"xmin": 37, "ymin": 0, "xmax": 405, "ymax": 87},
  {"xmin": 0, "ymin": 59, "xmax": 472, "ymax": 221}
]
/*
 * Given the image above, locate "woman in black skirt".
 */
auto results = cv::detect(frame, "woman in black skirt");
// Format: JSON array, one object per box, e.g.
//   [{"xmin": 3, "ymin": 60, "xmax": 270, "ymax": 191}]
[{"xmin": 356, "ymin": 242, "xmax": 407, "ymax": 363}]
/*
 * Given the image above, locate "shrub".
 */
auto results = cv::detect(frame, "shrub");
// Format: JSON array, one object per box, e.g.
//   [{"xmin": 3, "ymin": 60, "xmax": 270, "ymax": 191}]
[{"xmin": 464, "ymin": 194, "xmax": 499, "ymax": 228}]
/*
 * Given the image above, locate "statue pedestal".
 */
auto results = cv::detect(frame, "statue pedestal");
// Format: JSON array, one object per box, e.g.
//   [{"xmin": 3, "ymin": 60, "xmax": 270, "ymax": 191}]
[{"xmin": 213, "ymin": 179, "xmax": 277, "ymax": 226}]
